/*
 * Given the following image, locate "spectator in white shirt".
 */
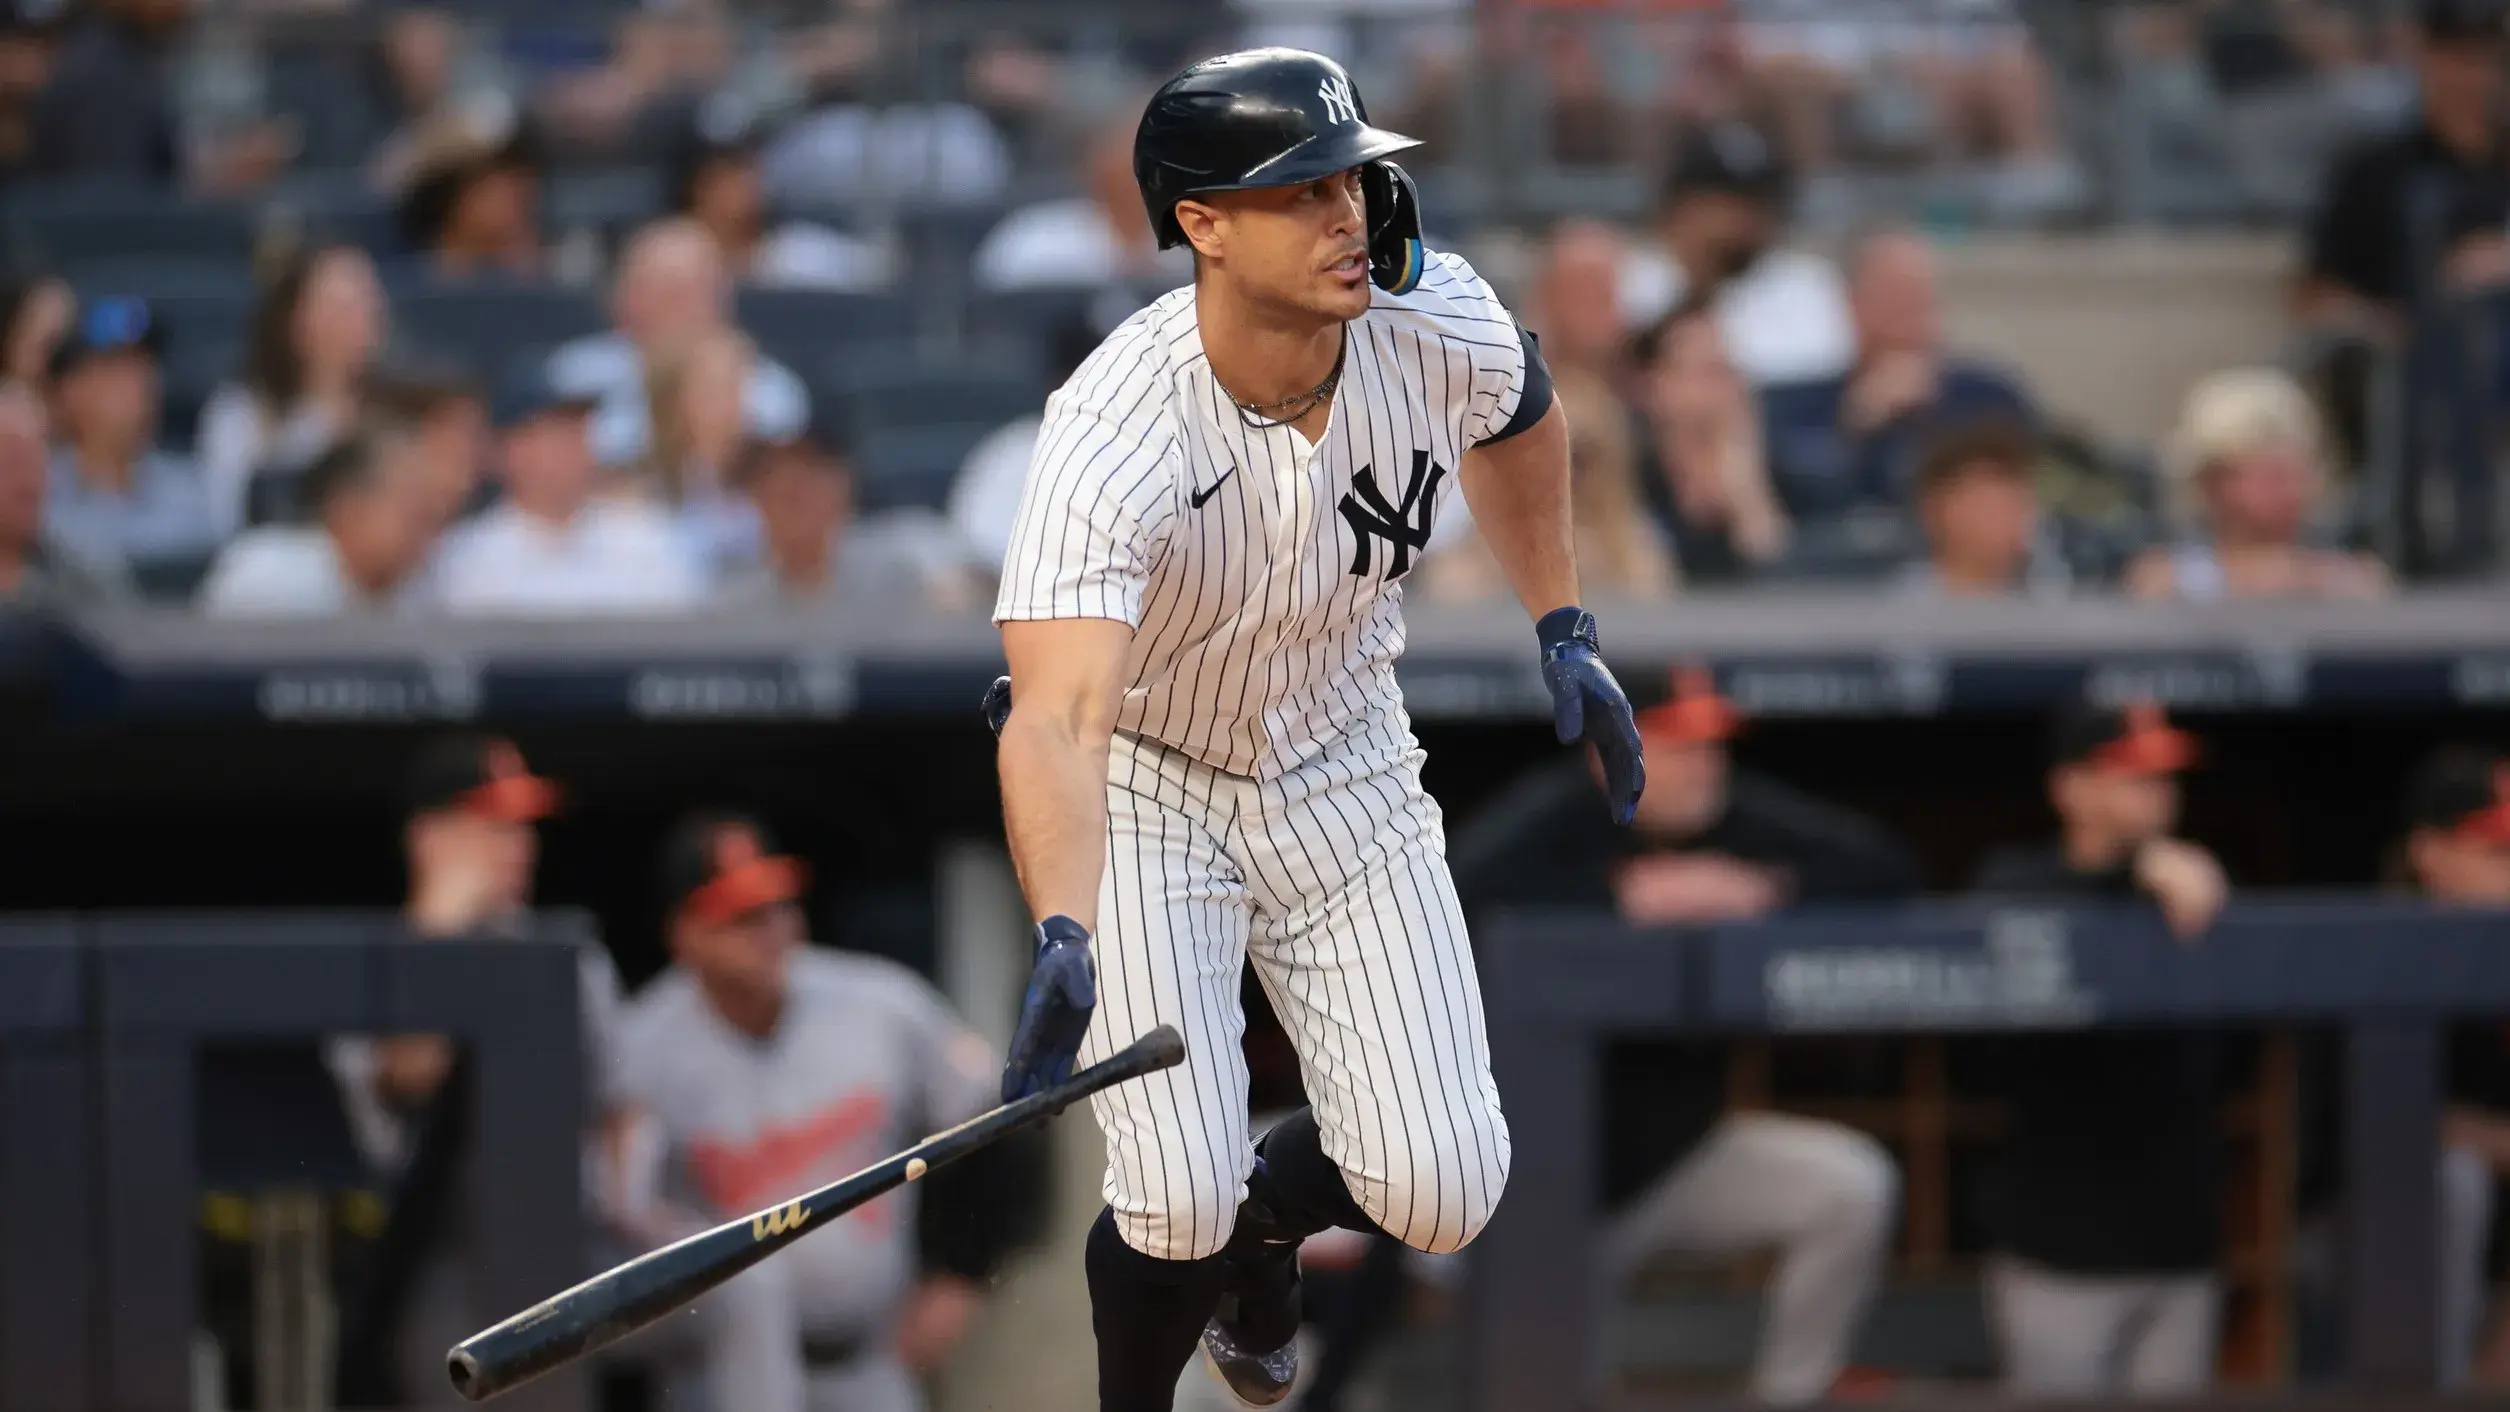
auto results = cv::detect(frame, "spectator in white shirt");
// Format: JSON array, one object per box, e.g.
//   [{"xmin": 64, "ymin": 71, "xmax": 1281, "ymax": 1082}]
[
  {"xmin": 198, "ymin": 427, "xmax": 440, "ymax": 618},
  {"xmin": 665, "ymin": 94, "xmax": 893, "ymax": 293},
  {"xmin": 545, "ymin": 217, "xmax": 810, "ymax": 469},
  {"xmin": 723, "ymin": 412, "xmax": 973, "ymax": 610},
  {"xmin": 1617, "ymin": 122, "xmax": 1853, "ymax": 386},
  {"xmin": 197, "ymin": 242, "xmax": 389, "ymax": 530},
  {"xmin": 946, "ymin": 316, "xmax": 1101, "ymax": 572},
  {"xmin": 970, "ymin": 108, "xmax": 1193, "ymax": 293},
  {"xmin": 436, "ymin": 366, "xmax": 703, "ymax": 616}
]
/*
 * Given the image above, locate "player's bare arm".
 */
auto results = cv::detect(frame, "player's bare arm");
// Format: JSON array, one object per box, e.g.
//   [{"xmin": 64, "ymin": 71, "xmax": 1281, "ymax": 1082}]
[
  {"xmin": 1458, "ymin": 394, "xmax": 1578, "ymax": 619},
  {"xmin": 996, "ymin": 616, "xmax": 1131, "ymax": 928},
  {"xmin": 992, "ymin": 616, "xmax": 1129, "ymax": 1102}
]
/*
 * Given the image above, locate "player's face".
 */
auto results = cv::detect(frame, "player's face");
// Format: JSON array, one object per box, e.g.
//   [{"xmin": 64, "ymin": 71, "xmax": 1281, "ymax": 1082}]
[
  {"xmin": 1189, "ymin": 169, "xmax": 1373, "ymax": 323},
  {"xmin": 2055, "ymin": 764, "xmax": 2179, "ymax": 847},
  {"xmin": 1626, "ymin": 738, "xmax": 1729, "ymax": 836},
  {"xmin": 676, "ymin": 900, "xmax": 798, "ymax": 1000},
  {"xmin": 2412, "ymin": 831, "xmax": 2510, "ymax": 904}
]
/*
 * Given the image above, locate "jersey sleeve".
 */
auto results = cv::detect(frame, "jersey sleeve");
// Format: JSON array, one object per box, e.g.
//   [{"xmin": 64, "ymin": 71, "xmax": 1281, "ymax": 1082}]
[
  {"xmin": 1418, "ymin": 250, "xmax": 1538, "ymax": 447},
  {"xmin": 992, "ymin": 333, "xmax": 1180, "ymax": 626}
]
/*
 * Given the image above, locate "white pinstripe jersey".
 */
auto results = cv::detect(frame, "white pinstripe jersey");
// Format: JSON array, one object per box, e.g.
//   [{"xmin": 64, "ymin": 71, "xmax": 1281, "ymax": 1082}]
[{"xmin": 994, "ymin": 251, "xmax": 1529, "ymax": 779}]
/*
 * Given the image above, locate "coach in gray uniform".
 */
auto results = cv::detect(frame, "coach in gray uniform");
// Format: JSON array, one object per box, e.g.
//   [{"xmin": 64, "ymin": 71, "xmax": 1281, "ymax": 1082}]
[{"xmin": 608, "ymin": 811, "xmax": 1011, "ymax": 1412}]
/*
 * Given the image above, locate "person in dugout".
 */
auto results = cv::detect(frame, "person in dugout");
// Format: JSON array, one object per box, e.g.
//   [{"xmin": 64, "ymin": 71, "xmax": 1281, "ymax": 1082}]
[{"xmin": 605, "ymin": 810, "xmax": 1045, "ymax": 1412}]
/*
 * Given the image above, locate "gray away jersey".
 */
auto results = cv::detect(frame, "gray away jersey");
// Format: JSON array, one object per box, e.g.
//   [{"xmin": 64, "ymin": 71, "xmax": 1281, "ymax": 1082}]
[
  {"xmin": 994, "ymin": 251, "xmax": 1531, "ymax": 778},
  {"xmin": 610, "ymin": 949, "xmax": 996, "ymax": 1335}
]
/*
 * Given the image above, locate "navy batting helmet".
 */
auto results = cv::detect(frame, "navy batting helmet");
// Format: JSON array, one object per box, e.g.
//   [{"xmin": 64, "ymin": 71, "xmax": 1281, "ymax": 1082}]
[{"xmin": 1135, "ymin": 48, "xmax": 1429, "ymax": 295}]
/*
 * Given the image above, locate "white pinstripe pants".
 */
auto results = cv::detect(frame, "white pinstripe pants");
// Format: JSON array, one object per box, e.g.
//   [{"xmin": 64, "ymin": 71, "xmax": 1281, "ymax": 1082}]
[{"xmin": 1079, "ymin": 716, "xmax": 1512, "ymax": 1262}]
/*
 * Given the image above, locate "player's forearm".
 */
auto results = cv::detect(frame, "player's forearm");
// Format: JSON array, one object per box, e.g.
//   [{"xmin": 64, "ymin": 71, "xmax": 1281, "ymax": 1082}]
[
  {"xmin": 1458, "ymin": 399, "xmax": 1579, "ymax": 619},
  {"xmin": 997, "ymin": 709, "xmax": 1112, "ymax": 930}
]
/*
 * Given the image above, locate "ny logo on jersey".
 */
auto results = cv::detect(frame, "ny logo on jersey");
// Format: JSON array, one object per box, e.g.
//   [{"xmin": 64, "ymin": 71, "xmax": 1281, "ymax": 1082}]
[
  {"xmin": 1318, "ymin": 75, "xmax": 1360, "ymax": 127},
  {"xmin": 1338, "ymin": 450, "xmax": 1445, "ymax": 581}
]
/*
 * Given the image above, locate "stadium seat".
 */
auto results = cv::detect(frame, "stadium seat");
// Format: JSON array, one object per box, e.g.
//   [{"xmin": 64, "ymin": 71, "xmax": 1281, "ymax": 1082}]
[
  {"xmin": 15, "ymin": 191, "xmax": 259, "ymax": 269},
  {"xmin": 392, "ymin": 285, "xmax": 606, "ymax": 378},
  {"xmin": 736, "ymin": 289, "xmax": 918, "ymax": 371},
  {"xmin": 130, "ymin": 550, "xmax": 219, "ymax": 603},
  {"xmin": 543, "ymin": 166, "xmax": 665, "ymax": 241},
  {"xmin": 852, "ymin": 421, "xmax": 996, "ymax": 513},
  {"xmin": 828, "ymin": 361, "xmax": 1041, "ymax": 438},
  {"xmin": 963, "ymin": 286, "xmax": 1102, "ymax": 351}
]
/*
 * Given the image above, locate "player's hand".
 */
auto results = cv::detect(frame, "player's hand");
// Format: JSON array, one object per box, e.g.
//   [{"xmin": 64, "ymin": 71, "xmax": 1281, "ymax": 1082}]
[
  {"xmin": 1537, "ymin": 607, "xmax": 1645, "ymax": 825},
  {"xmin": 1002, "ymin": 915, "xmax": 1095, "ymax": 1103},
  {"xmin": 2132, "ymin": 837, "xmax": 2228, "ymax": 941}
]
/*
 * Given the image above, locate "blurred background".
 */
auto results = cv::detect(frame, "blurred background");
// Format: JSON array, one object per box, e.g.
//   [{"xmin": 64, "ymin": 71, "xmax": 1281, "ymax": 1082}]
[{"xmin": 6, "ymin": 0, "xmax": 2510, "ymax": 1409}]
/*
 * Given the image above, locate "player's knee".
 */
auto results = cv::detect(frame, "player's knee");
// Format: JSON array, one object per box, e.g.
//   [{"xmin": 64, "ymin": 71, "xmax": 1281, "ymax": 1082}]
[
  {"xmin": 1380, "ymin": 1116, "xmax": 1511, "ymax": 1256},
  {"xmin": 1811, "ymin": 1126, "xmax": 1900, "ymax": 1245},
  {"xmin": 1115, "ymin": 1175, "xmax": 1242, "ymax": 1262}
]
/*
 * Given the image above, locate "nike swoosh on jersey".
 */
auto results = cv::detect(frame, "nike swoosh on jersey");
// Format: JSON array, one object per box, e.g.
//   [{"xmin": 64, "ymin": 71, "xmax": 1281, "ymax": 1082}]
[{"xmin": 1189, "ymin": 469, "xmax": 1235, "ymax": 509}]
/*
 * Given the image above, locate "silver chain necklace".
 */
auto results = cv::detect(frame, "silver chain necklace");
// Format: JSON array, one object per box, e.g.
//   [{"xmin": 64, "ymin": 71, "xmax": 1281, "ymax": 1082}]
[{"xmin": 1225, "ymin": 333, "xmax": 1346, "ymax": 431}]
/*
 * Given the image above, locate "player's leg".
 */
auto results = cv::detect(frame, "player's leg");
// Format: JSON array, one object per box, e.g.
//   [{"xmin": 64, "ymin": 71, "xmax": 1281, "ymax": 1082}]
[
  {"xmin": 1983, "ymin": 1255, "xmax": 2131, "ymax": 1395},
  {"xmin": 1238, "ymin": 724, "xmax": 1512, "ymax": 1257},
  {"xmin": 1081, "ymin": 734, "xmax": 1260, "ymax": 1411},
  {"xmin": 1596, "ymin": 1112, "xmax": 1898, "ymax": 1403},
  {"xmin": 2119, "ymin": 1274, "xmax": 2221, "ymax": 1398}
]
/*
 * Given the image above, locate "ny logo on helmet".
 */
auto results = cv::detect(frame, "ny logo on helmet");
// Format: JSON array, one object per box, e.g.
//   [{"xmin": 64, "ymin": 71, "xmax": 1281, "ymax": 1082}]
[{"xmin": 1318, "ymin": 75, "xmax": 1359, "ymax": 127}]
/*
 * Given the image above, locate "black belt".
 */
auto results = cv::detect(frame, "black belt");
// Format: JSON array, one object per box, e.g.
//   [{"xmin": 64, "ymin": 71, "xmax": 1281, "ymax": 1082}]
[{"xmin": 802, "ymin": 1332, "xmax": 868, "ymax": 1371}]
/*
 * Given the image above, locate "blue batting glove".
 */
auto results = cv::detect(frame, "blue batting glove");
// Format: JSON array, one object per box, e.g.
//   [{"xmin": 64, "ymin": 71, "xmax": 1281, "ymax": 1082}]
[
  {"xmin": 1537, "ymin": 606, "xmax": 1646, "ymax": 825},
  {"xmin": 1002, "ymin": 915, "xmax": 1095, "ymax": 1103}
]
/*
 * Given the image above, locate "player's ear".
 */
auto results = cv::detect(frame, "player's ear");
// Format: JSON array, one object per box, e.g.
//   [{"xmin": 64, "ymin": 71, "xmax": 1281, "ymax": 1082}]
[{"xmin": 1174, "ymin": 199, "xmax": 1225, "ymax": 262}]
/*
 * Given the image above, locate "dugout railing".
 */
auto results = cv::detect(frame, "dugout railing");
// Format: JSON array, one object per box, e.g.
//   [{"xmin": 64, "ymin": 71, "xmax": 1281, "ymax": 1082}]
[
  {"xmin": 1469, "ymin": 901, "xmax": 2510, "ymax": 1412},
  {"xmin": 0, "ymin": 914, "xmax": 587, "ymax": 1412}
]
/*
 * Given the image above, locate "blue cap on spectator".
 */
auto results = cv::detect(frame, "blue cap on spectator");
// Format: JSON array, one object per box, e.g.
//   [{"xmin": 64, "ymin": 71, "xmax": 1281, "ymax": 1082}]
[
  {"xmin": 491, "ymin": 364, "xmax": 599, "ymax": 430},
  {"xmin": 50, "ymin": 296, "xmax": 163, "ymax": 377}
]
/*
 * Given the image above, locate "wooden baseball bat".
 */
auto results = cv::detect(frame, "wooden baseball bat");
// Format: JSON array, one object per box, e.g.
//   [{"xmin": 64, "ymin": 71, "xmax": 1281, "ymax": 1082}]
[{"xmin": 446, "ymin": 1024, "xmax": 1187, "ymax": 1401}]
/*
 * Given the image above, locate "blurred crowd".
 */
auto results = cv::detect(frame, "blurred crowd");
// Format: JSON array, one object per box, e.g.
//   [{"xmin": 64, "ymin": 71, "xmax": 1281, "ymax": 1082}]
[{"xmin": 4, "ymin": 0, "xmax": 2507, "ymax": 617}]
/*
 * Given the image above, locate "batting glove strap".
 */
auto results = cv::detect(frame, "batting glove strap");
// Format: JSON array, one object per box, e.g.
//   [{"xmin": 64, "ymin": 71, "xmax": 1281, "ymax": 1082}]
[{"xmin": 1535, "ymin": 606, "xmax": 1647, "ymax": 826}]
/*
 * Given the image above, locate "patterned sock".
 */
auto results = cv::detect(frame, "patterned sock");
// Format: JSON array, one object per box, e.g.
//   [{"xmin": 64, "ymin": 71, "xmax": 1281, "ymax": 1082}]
[{"xmin": 1086, "ymin": 1205, "xmax": 1231, "ymax": 1412}]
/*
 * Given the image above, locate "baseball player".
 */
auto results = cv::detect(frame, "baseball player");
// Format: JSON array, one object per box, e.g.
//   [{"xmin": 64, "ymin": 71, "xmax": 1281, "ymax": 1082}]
[
  {"xmin": 607, "ymin": 811, "xmax": 1013, "ymax": 1412},
  {"xmin": 985, "ymin": 49, "xmax": 1646, "ymax": 1411}
]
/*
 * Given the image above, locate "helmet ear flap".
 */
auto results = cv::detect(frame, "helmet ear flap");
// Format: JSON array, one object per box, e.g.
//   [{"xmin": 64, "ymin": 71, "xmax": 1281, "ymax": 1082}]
[{"xmin": 1362, "ymin": 160, "xmax": 1425, "ymax": 295}]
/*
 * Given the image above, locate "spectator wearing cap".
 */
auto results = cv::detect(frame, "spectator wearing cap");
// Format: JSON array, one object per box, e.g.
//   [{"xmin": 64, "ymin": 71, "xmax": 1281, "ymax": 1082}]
[
  {"xmin": 0, "ymin": 274, "xmax": 72, "ymax": 392},
  {"xmin": 42, "ymin": 296, "xmax": 223, "ymax": 579},
  {"xmin": 196, "ymin": 428, "xmax": 440, "ymax": 618},
  {"xmin": 1629, "ymin": 296, "xmax": 1790, "ymax": 587},
  {"xmin": 2394, "ymin": 750, "xmax": 2510, "ymax": 1385},
  {"xmin": 324, "ymin": 734, "xmax": 628, "ymax": 1407},
  {"xmin": 395, "ymin": 96, "xmax": 545, "ymax": 282},
  {"xmin": 1451, "ymin": 672, "xmax": 1912, "ymax": 1404},
  {"xmin": 609, "ymin": 812, "xmax": 1019, "ymax": 1412},
  {"xmin": 624, "ymin": 325, "xmax": 765, "ymax": 581},
  {"xmin": 2126, "ymin": 367, "xmax": 2388, "ymax": 601},
  {"xmin": 0, "ymin": 381, "xmax": 128, "ymax": 605},
  {"xmin": 1616, "ymin": 122, "xmax": 1854, "ymax": 387},
  {"xmin": 197, "ymin": 243, "xmax": 390, "ymax": 532},
  {"xmin": 546, "ymin": 217, "xmax": 811, "ymax": 470},
  {"xmin": 1760, "ymin": 227, "xmax": 2036, "ymax": 542},
  {"xmin": 1972, "ymin": 703, "xmax": 2231, "ymax": 1398},
  {"xmin": 435, "ymin": 366, "xmax": 703, "ymax": 615},
  {"xmin": 971, "ymin": 105, "xmax": 1193, "ymax": 294},
  {"xmin": 666, "ymin": 94, "xmax": 893, "ymax": 292},
  {"xmin": 1901, "ymin": 420, "xmax": 2070, "ymax": 598},
  {"xmin": 2300, "ymin": 0, "xmax": 2510, "ymax": 335},
  {"xmin": 723, "ymin": 412, "xmax": 975, "ymax": 610}
]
